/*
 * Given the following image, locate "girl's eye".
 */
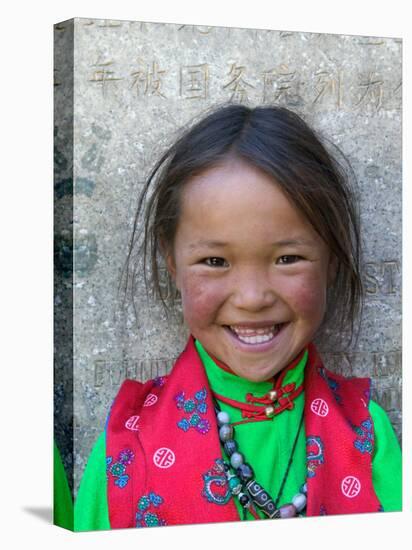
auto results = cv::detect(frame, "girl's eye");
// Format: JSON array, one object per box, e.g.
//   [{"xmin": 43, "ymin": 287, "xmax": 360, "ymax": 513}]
[
  {"xmin": 277, "ymin": 255, "xmax": 302, "ymax": 265},
  {"xmin": 203, "ymin": 257, "xmax": 229, "ymax": 268}
]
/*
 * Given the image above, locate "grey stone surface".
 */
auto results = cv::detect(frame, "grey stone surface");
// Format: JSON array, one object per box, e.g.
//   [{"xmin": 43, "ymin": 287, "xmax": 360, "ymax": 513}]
[{"xmin": 54, "ymin": 18, "xmax": 402, "ymax": 497}]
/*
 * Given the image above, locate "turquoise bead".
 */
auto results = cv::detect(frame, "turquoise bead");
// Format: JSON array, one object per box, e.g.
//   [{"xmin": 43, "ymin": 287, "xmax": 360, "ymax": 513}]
[{"xmin": 228, "ymin": 476, "xmax": 242, "ymax": 494}]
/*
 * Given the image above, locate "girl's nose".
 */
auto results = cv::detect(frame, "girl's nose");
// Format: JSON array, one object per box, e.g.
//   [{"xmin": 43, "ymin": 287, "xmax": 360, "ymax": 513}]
[{"xmin": 230, "ymin": 269, "xmax": 277, "ymax": 312}]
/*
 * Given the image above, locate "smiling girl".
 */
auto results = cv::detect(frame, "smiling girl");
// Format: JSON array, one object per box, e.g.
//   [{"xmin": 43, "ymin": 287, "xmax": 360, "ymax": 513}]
[{"xmin": 74, "ymin": 104, "xmax": 401, "ymax": 530}]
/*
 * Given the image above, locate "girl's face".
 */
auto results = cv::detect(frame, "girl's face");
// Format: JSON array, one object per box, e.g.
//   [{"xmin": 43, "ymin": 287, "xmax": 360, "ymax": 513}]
[{"xmin": 166, "ymin": 158, "xmax": 335, "ymax": 382}]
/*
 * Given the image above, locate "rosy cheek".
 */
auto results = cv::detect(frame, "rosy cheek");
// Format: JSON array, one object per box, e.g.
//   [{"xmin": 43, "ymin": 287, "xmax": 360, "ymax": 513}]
[
  {"xmin": 287, "ymin": 276, "xmax": 327, "ymax": 317},
  {"xmin": 180, "ymin": 276, "xmax": 225, "ymax": 327}
]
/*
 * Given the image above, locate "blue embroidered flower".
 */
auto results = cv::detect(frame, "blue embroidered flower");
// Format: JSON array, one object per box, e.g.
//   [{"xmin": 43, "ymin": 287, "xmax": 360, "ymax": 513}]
[
  {"xmin": 110, "ymin": 462, "xmax": 126, "ymax": 477},
  {"xmin": 195, "ymin": 388, "xmax": 207, "ymax": 401},
  {"xmin": 174, "ymin": 391, "xmax": 185, "ymax": 408},
  {"xmin": 149, "ymin": 492, "xmax": 163, "ymax": 507},
  {"xmin": 136, "ymin": 493, "xmax": 166, "ymax": 527},
  {"xmin": 184, "ymin": 399, "xmax": 196, "ymax": 413},
  {"xmin": 177, "ymin": 418, "xmax": 190, "ymax": 431},
  {"xmin": 107, "ymin": 448, "xmax": 135, "ymax": 488},
  {"xmin": 352, "ymin": 417, "xmax": 374, "ymax": 454},
  {"xmin": 197, "ymin": 402, "xmax": 207, "ymax": 414},
  {"xmin": 138, "ymin": 495, "xmax": 150, "ymax": 511},
  {"xmin": 175, "ymin": 387, "xmax": 209, "ymax": 434},
  {"xmin": 115, "ymin": 474, "xmax": 129, "ymax": 488},
  {"xmin": 190, "ymin": 413, "xmax": 201, "ymax": 426}
]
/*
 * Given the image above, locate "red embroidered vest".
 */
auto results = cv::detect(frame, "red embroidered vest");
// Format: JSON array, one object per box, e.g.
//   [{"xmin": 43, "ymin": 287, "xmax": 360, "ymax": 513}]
[{"xmin": 105, "ymin": 337, "xmax": 381, "ymax": 528}]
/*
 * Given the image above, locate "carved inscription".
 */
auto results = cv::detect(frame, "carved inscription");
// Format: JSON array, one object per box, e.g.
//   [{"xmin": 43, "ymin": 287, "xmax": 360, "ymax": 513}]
[
  {"xmin": 131, "ymin": 60, "xmax": 167, "ymax": 98},
  {"xmin": 355, "ymin": 71, "xmax": 384, "ymax": 112},
  {"xmin": 177, "ymin": 25, "xmax": 214, "ymax": 35},
  {"xmin": 262, "ymin": 65, "xmax": 302, "ymax": 107},
  {"xmin": 78, "ymin": 21, "xmax": 400, "ymax": 108},
  {"xmin": 223, "ymin": 64, "xmax": 255, "ymax": 102},
  {"xmin": 312, "ymin": 69, "xmax": 342, "ymax": 108},
  {"xmin": 180, "ymin": 64, "xmax": 209, "ymax": 99},
  {"xmin": 94, "ymin": 357, "xmax": 175, "ymax": 388},
  {"xmin": 84, "ymin": 54, "xmax": 401, "ymax": 112},
  {"xmin": 363, "ymin": 260, "xmax": 401, "ymax": 296},
  {"xmin": 89, "ymin": 57, "xmax": 124, "ymax": 96},
  {"xmin": 321, "ymin": 350, "xmax": 401, "ymax": 379}
]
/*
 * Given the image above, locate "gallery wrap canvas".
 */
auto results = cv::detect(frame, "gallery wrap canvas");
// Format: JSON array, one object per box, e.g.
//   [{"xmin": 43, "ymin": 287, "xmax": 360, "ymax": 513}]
[{"xmin": 53, "ymin": 17, "xmax": 402, "ymax": 531}]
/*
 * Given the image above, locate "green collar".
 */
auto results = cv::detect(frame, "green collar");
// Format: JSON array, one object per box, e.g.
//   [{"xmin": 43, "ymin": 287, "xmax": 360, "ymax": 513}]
[{"xmin": 195, "ymin": 339, "xmax": 307, "ymax": 403}]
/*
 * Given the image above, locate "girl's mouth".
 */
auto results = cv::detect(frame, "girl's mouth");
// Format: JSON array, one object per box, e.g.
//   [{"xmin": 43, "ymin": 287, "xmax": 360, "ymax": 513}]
[{"xmin": 225, "ymin": 324, "xmax": 284, "ymax": 345}]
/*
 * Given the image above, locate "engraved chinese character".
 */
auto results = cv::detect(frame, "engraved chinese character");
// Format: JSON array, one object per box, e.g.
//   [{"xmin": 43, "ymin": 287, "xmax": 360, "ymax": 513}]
[
  {"xmin": 180, "ymin": 64, "xmax": 209, "ymax": 100},
  {"xmin": 178, "ymin": 24, "xmax": 213, "ymax": 35},
  {"xmin": 262, "ymin": 64, "xmax": 303, "ymax": 107},
  {"xmin": 311, "ymin": 69, "xmax": 342, "ymax": 108},
  {"xmin": 89, "ymin": 58, "xmax": 123, "ymax": 97},
  {"xmin": 223, "ymin": 63, "xmax": 255, "ymax": 103},
  {"xmin": 355, "ymin": 71, "xmax": 384, "ymax": 112},
  {"xmin": 130, "ymin": 60, "xmax": 167, "ymax": 98}
]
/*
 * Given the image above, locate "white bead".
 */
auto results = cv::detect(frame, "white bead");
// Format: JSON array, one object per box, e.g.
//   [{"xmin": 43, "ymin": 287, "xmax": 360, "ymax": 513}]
[
  {"xmin": 292, "ymin": 492, "xmax": 307, "ymax": 512},
  {"xmin": 217, "ymin": 411, "xmax": 230, "ymax": 426},
  {"xmin": 230, "ymin": 452, "xmax": 244, "ymax": 469}
]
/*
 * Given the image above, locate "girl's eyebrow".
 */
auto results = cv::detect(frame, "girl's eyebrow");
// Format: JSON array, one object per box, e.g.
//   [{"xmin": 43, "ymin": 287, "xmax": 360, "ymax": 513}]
[
  {"xmin": 188, "ymin": 238, "xmax": 317, "ymax": 250},
  {"xmin": 273, "ymin": 238, "xmax": 318, "ymax": 247},
  {"xmin": 188, "ymin": 239, "xmax": 228, "ymax": 250}
]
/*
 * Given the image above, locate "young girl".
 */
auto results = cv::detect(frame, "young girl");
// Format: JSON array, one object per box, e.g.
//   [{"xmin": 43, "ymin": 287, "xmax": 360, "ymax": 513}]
[{"xmin": 74, "ymin": 104, "xmax": 401, "ymax": 531}]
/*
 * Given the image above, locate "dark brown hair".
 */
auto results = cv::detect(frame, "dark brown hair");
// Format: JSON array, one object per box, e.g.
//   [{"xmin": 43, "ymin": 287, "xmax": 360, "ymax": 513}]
[{"xmin": 121, "ymin": 103, "xmax": 363, "ymax": 344}]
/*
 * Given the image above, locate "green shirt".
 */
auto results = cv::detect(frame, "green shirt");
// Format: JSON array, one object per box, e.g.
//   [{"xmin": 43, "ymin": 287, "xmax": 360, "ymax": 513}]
[
  {"xmin": 54, "ymin": 441, "xmax": 74, "ymax": 530},
  {"xmin": 74, "ymin": 343, "xmax": 402, "ymax": 531}
]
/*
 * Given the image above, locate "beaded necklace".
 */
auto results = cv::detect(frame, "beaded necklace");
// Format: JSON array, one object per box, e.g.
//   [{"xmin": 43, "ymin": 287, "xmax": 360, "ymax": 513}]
[{"xmin": 214, "ymin": 398, "xmax": 307, "ymax": 519}]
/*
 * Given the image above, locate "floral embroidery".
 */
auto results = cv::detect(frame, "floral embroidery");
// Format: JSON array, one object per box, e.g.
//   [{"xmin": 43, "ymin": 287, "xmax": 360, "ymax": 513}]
[
  {"xmin": 202, "ymin": 458, "xmax": 231, "ymax": 505},
  {"xmin": 153, "ymin": 376, "xmax": 166, "ymax": 387},
  {"xmin": 136, "ymin": 492, "xmax": 166, "ymax": 527},
  {"xmin": 352, "ymin": 418, "xmax": 374, "ymax": 454},
  {"xmin": 106, "ymin": 448, "xmax": 135, "ymax": 488},
  {"xmin": 175, "ymin": 387, "xmax": 211, "ymax": 434},
  {"xmin": 119, "ymin": 449, "xmax": 134, "ymax": 464}
]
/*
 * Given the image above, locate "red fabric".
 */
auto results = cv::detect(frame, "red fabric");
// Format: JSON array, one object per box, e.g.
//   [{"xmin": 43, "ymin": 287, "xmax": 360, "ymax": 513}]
[
  {"xmin": 304, "ymin": 343, "xmax": 381, "ymax": 515},
  {"xmin": 106, "ymin": 337, "xmax": 381, "ymax": 528}
]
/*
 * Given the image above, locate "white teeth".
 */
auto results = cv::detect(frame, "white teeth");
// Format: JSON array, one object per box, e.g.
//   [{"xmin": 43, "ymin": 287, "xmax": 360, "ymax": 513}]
[
  {"xmin": 236, "ymin": 332, "xmax": 274, "ymax": 344},
  {"xmin": 228, "ymin": 324, "xmax": 281, "ymax": 344}
]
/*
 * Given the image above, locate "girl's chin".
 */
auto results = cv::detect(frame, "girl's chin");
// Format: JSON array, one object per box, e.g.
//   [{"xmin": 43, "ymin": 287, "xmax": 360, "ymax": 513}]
[{"xmin": 228, "ymin": 361, "xmax": 285, "ymax": 382}]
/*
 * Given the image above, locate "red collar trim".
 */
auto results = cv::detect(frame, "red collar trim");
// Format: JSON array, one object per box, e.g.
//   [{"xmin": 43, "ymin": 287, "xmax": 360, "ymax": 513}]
[{"xmin": 209, "ymin": 347, "xmax": 307, "ymax": 424}]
